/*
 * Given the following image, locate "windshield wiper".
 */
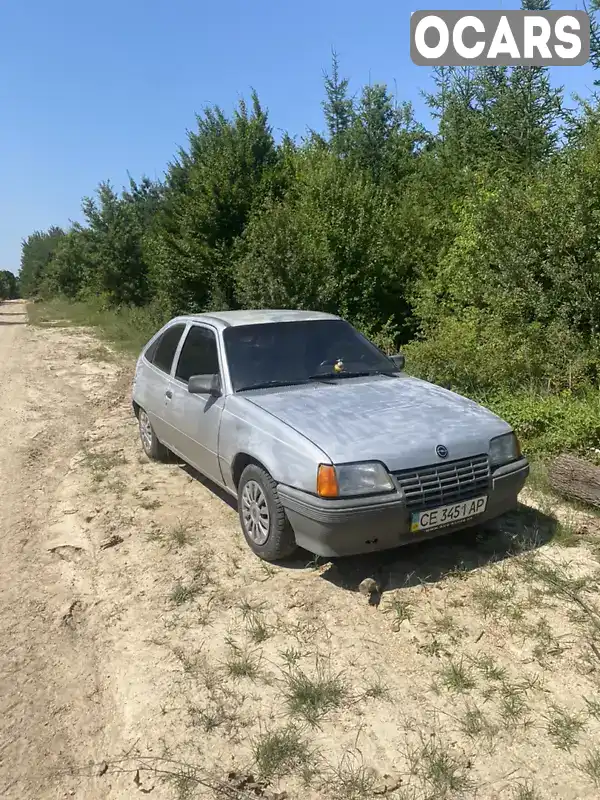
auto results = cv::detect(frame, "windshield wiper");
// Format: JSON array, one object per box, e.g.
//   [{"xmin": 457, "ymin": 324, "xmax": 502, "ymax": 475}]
[
  {"xmin": 308, "ymin": 370, "xmax": 397, "ymax": 381},
  {"xmin": 237, "ymin": 379, "xmax": 310, "ymax": 392}
]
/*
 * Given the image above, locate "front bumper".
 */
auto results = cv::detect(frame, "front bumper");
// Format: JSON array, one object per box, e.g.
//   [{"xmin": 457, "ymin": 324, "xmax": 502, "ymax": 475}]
[{"xmin": 278, "ymin": 457, "xmax": 529, "ymax": 558}]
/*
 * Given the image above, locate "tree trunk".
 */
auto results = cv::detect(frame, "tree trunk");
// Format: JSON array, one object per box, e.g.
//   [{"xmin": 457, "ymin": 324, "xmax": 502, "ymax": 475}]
[{"xmin": 548, "ymin": 455, "xmax": 600, "ymax": 508}]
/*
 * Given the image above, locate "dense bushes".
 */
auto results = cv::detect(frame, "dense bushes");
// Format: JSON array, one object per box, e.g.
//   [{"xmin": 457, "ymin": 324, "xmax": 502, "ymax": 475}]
[
  {"xmin": 18, "ymin": 22, "xmax": 600, "ymax": 456},
  {"xmin": 0, "ymin": 270, "xmax": 19, "ymax": 299}
]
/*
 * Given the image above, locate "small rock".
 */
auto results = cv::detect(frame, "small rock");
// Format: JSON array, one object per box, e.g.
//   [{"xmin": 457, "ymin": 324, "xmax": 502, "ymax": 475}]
[
  {"xmin": 97, "ymin": 761, "xmax": 109, "ymax": 776},
  {"xmin": 358, "ymin": 578, "xmax": 380, "ymax": 596},
  {"xmin": 318, "ymin": 560, "xmax": 335, "ymax": 576},
  {"xmin": 373, "ymin": 774, "xmax": 403, "ymax": 795}
]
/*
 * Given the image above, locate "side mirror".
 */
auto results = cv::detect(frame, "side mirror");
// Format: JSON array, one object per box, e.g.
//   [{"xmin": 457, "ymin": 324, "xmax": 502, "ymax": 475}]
[
  {"xmin": 188, "ymin": 373, "xmax": 221, "ymax": 396},
  {"xmin": 389, "ymin": 353, "xmax": 405, "ymax": 371}
]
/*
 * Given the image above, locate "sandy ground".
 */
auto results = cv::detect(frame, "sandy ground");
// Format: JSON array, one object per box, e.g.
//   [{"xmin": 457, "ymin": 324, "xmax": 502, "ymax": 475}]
[{"xmin": 3, "ymin": 299, "xmax": 600, "ymax": 800}]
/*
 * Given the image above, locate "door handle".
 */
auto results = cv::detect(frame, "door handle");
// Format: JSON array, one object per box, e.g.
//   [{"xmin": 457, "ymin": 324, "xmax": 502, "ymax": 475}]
[{"xmin": 165, "ymin": 390, "xmax": 173, "ymax": 399}]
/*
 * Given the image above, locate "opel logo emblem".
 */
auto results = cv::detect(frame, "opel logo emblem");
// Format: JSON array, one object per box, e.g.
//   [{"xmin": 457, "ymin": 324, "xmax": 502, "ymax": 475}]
[{"xmin": 436, "ymin": 444, "xmax": 448, "ymax": 459}]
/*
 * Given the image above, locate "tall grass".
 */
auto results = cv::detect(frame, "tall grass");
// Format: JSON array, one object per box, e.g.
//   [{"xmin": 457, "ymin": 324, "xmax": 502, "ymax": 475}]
[{"xmin": 27, "ymin": 297, "xmax": 169, "ymax": 354}]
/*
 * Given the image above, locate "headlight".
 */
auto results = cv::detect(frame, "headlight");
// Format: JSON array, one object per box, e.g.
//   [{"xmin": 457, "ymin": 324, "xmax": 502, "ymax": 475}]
[
  {"xmin": 317, "ymin": 461, "xmax": 394, "ymax": 498},
  {"xmin": 489, "ymin": 432, "xmax": 521, "ymax": 467}
]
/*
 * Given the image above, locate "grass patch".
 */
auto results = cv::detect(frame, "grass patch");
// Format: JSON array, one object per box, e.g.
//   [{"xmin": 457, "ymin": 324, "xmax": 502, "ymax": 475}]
[
  {"xmin": 170, "ymin": 522, "xmax": 192, "ymax": 548},
  {"xmin": 253, "ymin": 725, "xmax": 313, "ymax": 779},
  {"xmin": 584, "ymin": 696, "xmax": 600, "ymax": 720},
  {"xmin": 545, "ymin": 704, "xmax": 586, "ymax": 752},
  {"xmin": 406, "ymin": 729, "xmax": 473, "ymax": 798},
  {"xmin": 527, "ymin": 616, "xmax": 565, "ymax": 664},
  {"xmin": 474, "ymin": 654, "xmax": 507, "ymax": 684},
  {"xmin": 189, "ymin": 705, "xmax": 229, "ymax": 734},
  {"xmin": 429, "ymin": 612, "xmax": 464, "ymax": 642},
  {"xmin": 280, "ymin": 647, "xmax": 302, "ymax": 668},
  {"xmin": 526, "ymin": 460, "xmax": 551, "ymax": 495},
  {"xmin": 581, "ymin": 748, "xmax": 600, "ymax": 787},
  {"xmin": 28, "ymin": 297, "xmax": 169, "ymax": 354},
  {"xmin": 140, "ymin": 497, "xmax": 161, "ymax": 510},
  {"xmin": 499, "ymin": 681, "xmax": 531, "ymax": 728},
  {"xmin": 385, "ymin": 595, "xmax": 414, "ymax": 630},
  {"xmin": 77, "ymin": 344, "xmax": 114, "ymax": 362},
  {"xmin": 170, "ymin": 582, "xmax": 202, "ymax": 605},
  {"xmin": 552, "ymin": 514, "xmax": 583, "ymax": 548},
  {"xmin": 362, "ymin": 675, "xmax": 390, "ymax": 701},
  {"xmin": 440, "ymin": 659, "xmax": 476, "ymax": 694},
  {"xmin": 105, "ymin": 477, "xmax": 126, "ymax": 496},
  {"xmin": 459, "ymin": 703, "xmax": 498, "ymax": 747},
  {"xmin": 511, "ymin": 781, "xmax": 541, "ymax": 800},
  {"xmin": 83, "ymin": 448, "xmax": 126, "ymax": 483},
  {"xmin": 188, "ymin": 692, "xmax": 245, "ymax": 736},
  {"xmin": 282, "ymin": 661, "xmax": 348, "ymax": 725},
  {"xmin": 244, "ymin": 609, "xmax": 271, "ymax": 644},
  {"xmin": 326, "ymin": 748, "xmax": 377, "ymax": 800},
  {"xmin": 171, "ymin": 646, "xmax": 204, "ymax": 675},
  {"xmin": 471, "ymin": 581, "xmax": 516, "ymax": 619},
  {"xmin": 519, "ymin": 557, "xmax": 600, "ymax": 648},
  {"xmin": 224, "ymin": 639, "xmax": 261, "ymax": 680}
]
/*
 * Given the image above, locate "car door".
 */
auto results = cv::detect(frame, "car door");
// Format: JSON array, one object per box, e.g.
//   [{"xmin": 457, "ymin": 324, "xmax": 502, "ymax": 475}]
[
  {"xmin": 166, "ymin": 323, "xmax": 225, "ymax": 484},
  {"xmin": 136, "ymin": 323, "xmax": 187, "ymax": 444}
]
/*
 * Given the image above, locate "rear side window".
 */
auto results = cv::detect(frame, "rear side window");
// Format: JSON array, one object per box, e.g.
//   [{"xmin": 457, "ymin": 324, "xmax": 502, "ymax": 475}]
[
  {"xmin": 146, "ymin": 324, "xmax": 186, "ymax": 374},
  {"xmin": 175, "ymin": 326, "xmax": 220, "ymax": 383}
]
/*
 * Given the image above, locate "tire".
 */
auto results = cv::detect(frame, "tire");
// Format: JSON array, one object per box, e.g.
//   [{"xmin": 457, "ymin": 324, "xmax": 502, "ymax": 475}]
[
  {"xmin": 237, "ymin": 464, "xmax": 297, "ymax": 561},
  {"xmin": 138, "ymin": 407, "xmax": 170, "ymax": 462}
]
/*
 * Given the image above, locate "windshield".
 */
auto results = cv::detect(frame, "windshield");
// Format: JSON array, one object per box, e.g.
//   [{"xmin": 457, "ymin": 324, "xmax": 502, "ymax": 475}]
[{"xmin": 222, "ymin": 319, "xmax": 396, "ymax": 392}]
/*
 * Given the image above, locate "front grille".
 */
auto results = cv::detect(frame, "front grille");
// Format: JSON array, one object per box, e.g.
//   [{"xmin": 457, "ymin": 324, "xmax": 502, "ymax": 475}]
[{"xmin": 393, "ymin": 454, "xmax": 490, "ymax": 510}]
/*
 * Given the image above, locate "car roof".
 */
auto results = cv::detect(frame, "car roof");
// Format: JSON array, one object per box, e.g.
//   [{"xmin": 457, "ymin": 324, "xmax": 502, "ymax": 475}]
[{"xmin": 171, "ymin": 309, "xmax": 341, "ymax": 329}]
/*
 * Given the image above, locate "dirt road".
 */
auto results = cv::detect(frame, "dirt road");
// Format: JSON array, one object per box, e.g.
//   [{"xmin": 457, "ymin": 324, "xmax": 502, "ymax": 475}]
[
  {"xmin": 0, "ymin": 300, "xmax": 106, "ymax": 798},
  {"xmin": 3, "ymin": 299, "xmax": 600, "ymax": 800}
]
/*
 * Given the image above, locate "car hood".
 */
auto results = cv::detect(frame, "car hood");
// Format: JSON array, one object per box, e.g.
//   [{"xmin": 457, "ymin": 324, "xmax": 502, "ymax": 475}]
[{"xmin": 244, "ymin": 374, "xmax": 512, "ymax": 471}]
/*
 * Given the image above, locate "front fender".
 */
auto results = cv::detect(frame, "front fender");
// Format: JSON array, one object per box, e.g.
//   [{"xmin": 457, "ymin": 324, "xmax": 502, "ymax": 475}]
[{"xmin": 218, "ymin": 395, "xmax": 330, "ymax": 493}]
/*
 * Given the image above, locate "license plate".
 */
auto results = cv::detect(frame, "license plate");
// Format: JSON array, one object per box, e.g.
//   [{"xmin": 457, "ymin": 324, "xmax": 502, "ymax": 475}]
[{"xmin": 410, "ymin": 496, "xmax": 488, "ymax": 533}]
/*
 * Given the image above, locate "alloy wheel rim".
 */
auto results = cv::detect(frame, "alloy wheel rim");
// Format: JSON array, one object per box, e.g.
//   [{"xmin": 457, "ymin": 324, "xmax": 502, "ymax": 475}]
[
  {"xmin": 241, "ymin": 480, "xmax": 270, "ymax": 545},
  {"xmin": 139, "ymin": 410, "xmax": 153, "ymax": 452}
]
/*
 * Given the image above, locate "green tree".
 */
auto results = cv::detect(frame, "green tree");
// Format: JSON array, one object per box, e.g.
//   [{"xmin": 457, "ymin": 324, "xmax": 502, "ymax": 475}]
[
  {"xmin": 75, "ymin": 176, "xmax": 162, "ymax": 306},
  {"xmin": 0, "ymin": 271, "xmax": 11, "ymax": 299},
  {"xmin": 41, "ymin": 225, "xmax": 93, "ymax": 298},
  {"xmin": 321, "ymin": 51, "xmax": 354, "ymax": 152},
  {"xmin": 146, "ymin": 93, "xmax": 277, "ymax": 315},
  {"xmin": 587, "ymin": 0, "xmax": 600, "ymax": 85},
  {"xmin": 347, "ymin": 84, "xmax": 427, "ymax": 184},
  {"xmin": 2, "ymin": 270, "xmax": 19, "ymax": 299},
  {"xmin": 234, "ymin": 146, "xmax": 425, "ymax": 344},
  {"xmin": 425, "ymin": 67, "xmax": 491, "ymax": 170},
  {"xmin": 19, "ymin": 227, "xmax": 65, "ymax": 297}
]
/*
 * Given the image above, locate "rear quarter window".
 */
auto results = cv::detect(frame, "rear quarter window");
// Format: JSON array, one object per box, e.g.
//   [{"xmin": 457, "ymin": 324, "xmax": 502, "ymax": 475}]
[{"xmin": 145, "ymin": 324, "xmax": 186, "ymax": 374}]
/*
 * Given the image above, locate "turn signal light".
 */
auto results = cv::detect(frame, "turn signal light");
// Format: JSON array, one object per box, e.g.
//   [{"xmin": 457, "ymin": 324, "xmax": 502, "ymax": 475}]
[{"xmin": 317, "ymin": 464, "xmax": 339, "ymax": 498}]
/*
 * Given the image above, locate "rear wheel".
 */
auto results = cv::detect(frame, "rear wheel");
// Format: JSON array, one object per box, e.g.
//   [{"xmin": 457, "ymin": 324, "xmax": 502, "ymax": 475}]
[
  {"xmin": 138, "ymin": 408, "xmax": 169, "ymax": 461},
  {"xmin": 237, "ymin": 464, "xmax": 297, "ymax": 561}
]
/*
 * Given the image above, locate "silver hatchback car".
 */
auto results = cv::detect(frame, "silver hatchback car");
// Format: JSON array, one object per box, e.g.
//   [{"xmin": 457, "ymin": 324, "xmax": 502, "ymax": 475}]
[{"xmin": 132, "ymin": 310, "xmax": 529, "ymax": 561}]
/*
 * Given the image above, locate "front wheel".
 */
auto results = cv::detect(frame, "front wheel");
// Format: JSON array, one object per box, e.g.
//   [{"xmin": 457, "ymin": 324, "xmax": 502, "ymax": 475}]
[
  {"xmin": 138, "ymin": 408, "xmax": 170, "ymax": 462},
  {"xmin": 237, "ymin": 464, "xmax": 297, "ymax": 561}
]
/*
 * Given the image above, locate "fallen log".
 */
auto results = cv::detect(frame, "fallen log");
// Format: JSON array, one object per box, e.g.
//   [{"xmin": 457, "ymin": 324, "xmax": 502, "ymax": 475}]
[{"xmin": 548, "ymin": 454, "xmax": 600, "ymax": 508}]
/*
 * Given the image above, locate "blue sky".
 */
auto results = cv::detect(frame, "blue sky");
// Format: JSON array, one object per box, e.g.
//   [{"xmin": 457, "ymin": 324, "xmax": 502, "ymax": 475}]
[{"xmin": 0, "ymin": 0, "xmax": 596, "ymax": 274}]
